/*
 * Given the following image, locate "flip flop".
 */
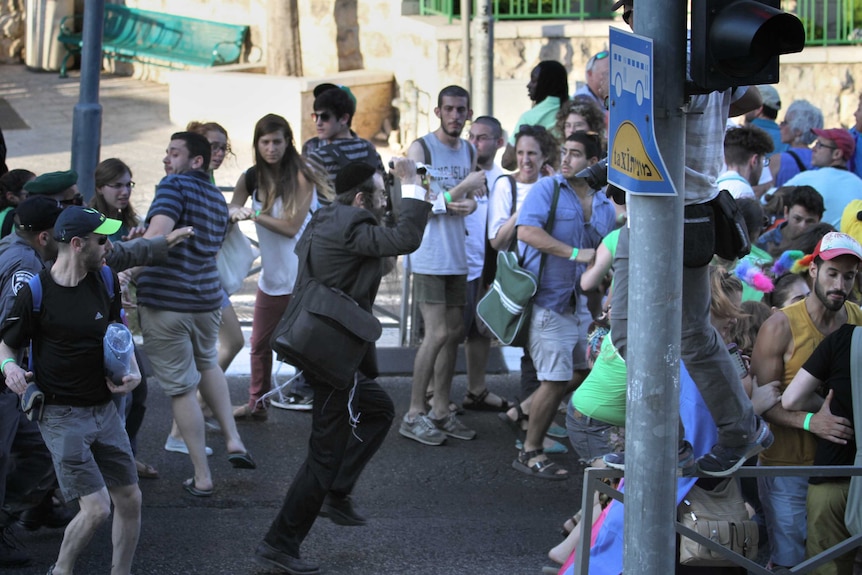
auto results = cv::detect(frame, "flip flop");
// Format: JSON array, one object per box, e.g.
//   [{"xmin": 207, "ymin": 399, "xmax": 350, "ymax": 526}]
[
  {"xmin": 228, "ymin": 451, "xmax": 257, "ymax": 469},
  {"xmin": 463, "ymin": 389, "xmax": 511, "ymax": 412},
  {"xmin": 135, "ymin": 460, "xmax": 159, "ymax": 480},
  {"xmin": 182, "ymin": 478, "xmax": 213, "ymax": 498}
]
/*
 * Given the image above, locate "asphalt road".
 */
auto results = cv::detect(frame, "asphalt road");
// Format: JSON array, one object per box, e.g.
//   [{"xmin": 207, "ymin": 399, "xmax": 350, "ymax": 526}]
[{"xmin": 12, "ymin": 372, "xmax": 583, "ymax": 575}]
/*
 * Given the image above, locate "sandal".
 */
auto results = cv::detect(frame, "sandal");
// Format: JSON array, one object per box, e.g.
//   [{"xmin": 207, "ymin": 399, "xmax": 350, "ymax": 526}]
[
  {"xmin": 463, "ymin": 388, "xmax": 511, "ymax": 412},
  {"xmin": 560, "ymin": 509, "xmax": 583, "ymax": 538},
  {"xmin": 135, "ymin": 459, "xmax": 159, "ymax": 480},
  {"xmin": 425, "ymin": 390, "xmax": 463, "ymax": 415},
  {"xmin": 497, "ymin": 400, "xmax": 528, "ymax": 437},
  {"xmin": 512, "ymin": 449, "xmax": 569, "ymax": 481}
]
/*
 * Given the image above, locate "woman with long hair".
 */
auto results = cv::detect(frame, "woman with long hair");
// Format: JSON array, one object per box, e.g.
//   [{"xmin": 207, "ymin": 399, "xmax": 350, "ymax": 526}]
[{"xmin": 230, "ymin": 114, "xmax": 333, "ymax": 418}]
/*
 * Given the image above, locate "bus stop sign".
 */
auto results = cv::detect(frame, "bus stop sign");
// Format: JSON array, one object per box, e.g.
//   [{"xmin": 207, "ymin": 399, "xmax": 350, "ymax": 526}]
[{"xmin": 608, "ymin": 27, "xmax": 676, "ymax": 196}]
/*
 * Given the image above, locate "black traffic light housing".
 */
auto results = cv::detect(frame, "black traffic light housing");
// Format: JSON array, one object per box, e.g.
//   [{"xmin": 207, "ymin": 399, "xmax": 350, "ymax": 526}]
[{"xmin": 691, "ymin": 0, "xmax": 805, "ymax": 92}]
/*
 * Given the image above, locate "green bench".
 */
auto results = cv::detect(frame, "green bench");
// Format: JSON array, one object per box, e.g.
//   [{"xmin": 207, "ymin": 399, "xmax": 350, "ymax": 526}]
[{"xmin": 57, "ymin": 4, "xmax": 248, "ymax": 78}]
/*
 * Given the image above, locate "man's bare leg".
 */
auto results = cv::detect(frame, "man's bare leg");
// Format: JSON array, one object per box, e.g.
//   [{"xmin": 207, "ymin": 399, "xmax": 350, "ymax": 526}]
[
  {"xmin": 408, "ymin": 302, "xmax": 449, "ymax": 417},
  {"xmin": 171, "ymin": 389, "xmax": 212, "ymax": 490},
  {"xmin": 198, "ymin": 367, "xmax": 246, "ymax": 455},
  {"xmin": 50, "ymin": 488, "xmax": 113, "ymax": 575},
  {"xmin": 108, "ymin": 483, "xmax": 141, "ymax": 575},
  {"xmin": 429, "ymin": 305, "xmax": 464, "ymax": 419}
]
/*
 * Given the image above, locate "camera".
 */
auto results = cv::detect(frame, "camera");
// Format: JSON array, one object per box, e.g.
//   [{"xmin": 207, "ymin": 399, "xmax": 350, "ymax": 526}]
[
  {"xmin": 387, "ymin": 159, "xmax": 428, "ymax": 175},
  {"xmin": 576, "ymin": 157, "xmax": 609, "ymax": 191}
]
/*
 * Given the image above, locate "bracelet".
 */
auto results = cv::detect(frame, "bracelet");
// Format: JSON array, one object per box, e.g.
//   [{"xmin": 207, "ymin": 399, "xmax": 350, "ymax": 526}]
[
  {"xmin": 443, "ymin": 192, "xmax": 453, "ymax": 204},
  {"xmin": 803, "ymin": 412, "xmax": 814, "ymax": 432},
  {"xmin": 254, "ymin": 209, "xmax": 261, "ymax": 219},
  {"xmin": 0, "ymin": 358, "xmax": 15, "ymax": 374},
  {"xmin": 569, "ymin": 247, "xmax": 579, "ymax": 261}
]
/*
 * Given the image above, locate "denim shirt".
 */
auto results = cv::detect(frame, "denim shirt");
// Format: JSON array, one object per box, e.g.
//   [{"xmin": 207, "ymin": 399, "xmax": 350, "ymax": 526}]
[{"xmin": 516, "ymin": 174, "xmax": 616, "ymax": 314}]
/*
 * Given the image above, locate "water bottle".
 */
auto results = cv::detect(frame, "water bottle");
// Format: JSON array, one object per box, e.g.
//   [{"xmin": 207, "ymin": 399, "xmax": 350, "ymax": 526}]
[{"xmin": 104, "ymin": 323, "xmax": 134, "ymax": 386}]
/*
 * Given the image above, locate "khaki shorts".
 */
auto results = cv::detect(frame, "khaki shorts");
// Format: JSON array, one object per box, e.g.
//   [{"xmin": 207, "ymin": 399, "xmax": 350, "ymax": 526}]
[
  {"xmin": 413, "ymin": 273, "xmax": 467, "ymax": 306},
  {"xmin": 139, "ymin": 307, "xmax": 221, "ymax": 396}
]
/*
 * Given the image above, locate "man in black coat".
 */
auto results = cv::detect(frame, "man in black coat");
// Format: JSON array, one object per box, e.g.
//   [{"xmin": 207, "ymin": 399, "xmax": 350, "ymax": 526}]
[{"xmin": 255, "ymin": 159, "xmax": 431, "ymax": 575}]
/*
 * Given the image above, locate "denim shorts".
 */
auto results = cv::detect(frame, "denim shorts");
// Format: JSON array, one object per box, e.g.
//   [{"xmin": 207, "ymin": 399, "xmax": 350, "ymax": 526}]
[
  {"xmin": 528, "ymin": 305, "xmax": 580, "ymax": 382},
  {"xmin": 39, "ymin": 402, "xmax": 137, "ymax": 502},
  {"xmin": 140, "ymin": 307, "xmax": 221, "ymax": 396},
  {"xmin": 566, "ymin": 402, "xmax": 625, "ymax": 465}
]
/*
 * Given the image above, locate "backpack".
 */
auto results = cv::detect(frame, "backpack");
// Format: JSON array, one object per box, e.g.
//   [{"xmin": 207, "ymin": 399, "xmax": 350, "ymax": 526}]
[{"xmin": 29, "ymin": 265, "xmax": 119, "ymax": 316}]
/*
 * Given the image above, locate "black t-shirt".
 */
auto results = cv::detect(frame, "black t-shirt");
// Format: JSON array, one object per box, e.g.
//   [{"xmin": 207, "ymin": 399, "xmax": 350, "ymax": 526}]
[
  {"xmin": 801, "ymin": 322, "xmax": 857, "ymax": 483},
  {"xmin": 0, "ymin": 269, "xmax": 122, "ymax": 406}
]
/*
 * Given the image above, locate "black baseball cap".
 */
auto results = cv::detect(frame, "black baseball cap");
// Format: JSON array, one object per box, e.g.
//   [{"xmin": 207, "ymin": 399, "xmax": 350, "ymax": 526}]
[
  {"xmin": 54, "ymin": 207, "xmax": 122, "ymax": 242},
  {"xmin": 15, "ymin": 196, "xmax": 64, "ymax": 232}
]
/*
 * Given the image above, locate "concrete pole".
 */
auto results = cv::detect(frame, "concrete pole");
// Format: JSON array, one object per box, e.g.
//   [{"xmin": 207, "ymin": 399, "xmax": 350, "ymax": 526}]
[
  {"xmin": 471, "ymin": 0, "xmax": 493, "ymax": 117},
  {"xmin": 70, "ymin": 0, "xmax": 104, "ymax": 203},
  {"xmin": 461, "ymin": 0, "xmax": 471, "ymax": 95},
  {"xmin": 623, "ymin": 1, "xmax": 687, "ymax": 574}
]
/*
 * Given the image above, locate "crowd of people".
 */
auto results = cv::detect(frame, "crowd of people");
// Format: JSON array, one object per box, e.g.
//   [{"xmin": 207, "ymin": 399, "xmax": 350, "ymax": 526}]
[{"xmin": 2, "ymin": 8, "xmax": 862, "ymax": 572}]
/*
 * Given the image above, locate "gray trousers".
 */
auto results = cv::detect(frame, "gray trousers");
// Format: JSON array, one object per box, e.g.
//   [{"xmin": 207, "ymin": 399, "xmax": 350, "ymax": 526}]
[{"xmin": 609, "ymin": 225, "xmax": 757, "ymax": 447}]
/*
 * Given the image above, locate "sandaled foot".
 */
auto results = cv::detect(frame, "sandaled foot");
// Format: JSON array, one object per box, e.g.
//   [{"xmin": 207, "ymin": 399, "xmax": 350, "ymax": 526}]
[
  {"xmin": 135, "ymin": 459, "xmax": 159, "ymax": 480},
  {"xmin": 463, "ymin": 388, "xmax": 511, "ymax": 412},
  {"xmin": 424, "ymin": 391, "xmax": 462, "ymax": 415},
  {"xmin": 512, "ymin": 449, "xmax": 568, "ymax": 481},
  {"xmin": 560, "ymin": 510, "xmax": 582, "ymax": 538},
  {"xmin": 498, "ymin": 400, "xmax": 528, "ymax": 436}
]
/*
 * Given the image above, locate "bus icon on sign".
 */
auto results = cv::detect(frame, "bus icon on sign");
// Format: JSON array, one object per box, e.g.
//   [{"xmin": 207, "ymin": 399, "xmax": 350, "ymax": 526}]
[{"xmin": 613, "ymin": 47, "xmax": 651, "ymax": 106}]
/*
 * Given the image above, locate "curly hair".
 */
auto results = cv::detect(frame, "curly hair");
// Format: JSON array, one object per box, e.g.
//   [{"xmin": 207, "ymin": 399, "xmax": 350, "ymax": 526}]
[
  {"xmin": 514, "ymin": 124, "xmax": 559, "ymax": 170},
  {"xmin": 555, "ymin": 97, "xmax": 606, "ymax": 145}
]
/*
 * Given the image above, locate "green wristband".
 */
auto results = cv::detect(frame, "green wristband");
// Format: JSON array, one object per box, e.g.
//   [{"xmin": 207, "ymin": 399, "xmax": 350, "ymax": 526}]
[
  {"xmin": 569, "ymin": 247, "xmax": 579, "ymax": 261},
  {"xmin": 254, "ymin": 209, "xmax": 261, "ymax": 219},
  {"xmin": 443, "ymin": 191, "xmax": 453, "ymax": 204},
  {"xmin": 1, "ymin": 358, "xmax": 15, "ymax": 373},
  {"xmin": 803, "ymin": 412, "xmax": 814, "ymax": 432}
]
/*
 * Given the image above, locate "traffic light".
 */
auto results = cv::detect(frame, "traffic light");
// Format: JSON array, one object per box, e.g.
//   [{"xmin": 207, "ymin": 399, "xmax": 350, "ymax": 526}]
[{"xmin": 691, "ymin": 0, "xmax": 805, "ymax": 92}]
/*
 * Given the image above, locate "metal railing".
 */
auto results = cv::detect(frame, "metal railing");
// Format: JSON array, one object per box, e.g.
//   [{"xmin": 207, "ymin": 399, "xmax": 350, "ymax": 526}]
[
  {"xmin": 419, "ymin": 0, "xmax": 862, "ymax": 46},
  {"xmin": 576, "ymin": 465, "xmax": 862, "ymax": 575}
]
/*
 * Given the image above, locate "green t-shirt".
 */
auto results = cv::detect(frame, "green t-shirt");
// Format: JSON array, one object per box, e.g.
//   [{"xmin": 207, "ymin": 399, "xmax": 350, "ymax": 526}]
[
  {"xmin": 571, "ymin": 334, "xmax": 627, "ymax": 426},
  {"xmin": 507, "ymin": 96, "xmax": 563, "ymax": 145}
]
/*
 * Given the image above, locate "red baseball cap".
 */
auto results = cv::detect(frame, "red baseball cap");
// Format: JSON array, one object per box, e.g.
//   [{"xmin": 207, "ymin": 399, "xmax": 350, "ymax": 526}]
[
  {"xmin": 812, "ymin": 231, "xmax": 862, "ymax": 261},
  {"xmin": 812, "ymin": 128, "xmax": 856, "ymax": 162}
]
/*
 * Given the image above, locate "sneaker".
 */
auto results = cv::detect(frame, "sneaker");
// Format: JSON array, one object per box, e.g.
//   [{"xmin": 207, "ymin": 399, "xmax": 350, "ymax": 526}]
[
  {"xmin": 271, "ymin": 393, "xmax": 313, "ymax": 411},
  {"xmin": 164, "ymin": 435, "xmax": 213, "ymax": 456},
  {"xmin": 603, "ymin": 440, "xmax": 695, "ymax": 475},
  {"xmin": 0, "ymin": 526, "xmax": 30, "ymax": 567},
  {"xmin": 398, "ymin": 413, "xmax": 447, "ymax": 446},
  {"xmin": 319, "ymin": 494, "xmax": 367, "ymax": 526},
  {"xmin": 696, "ymin": 418, "xmax": 774, "ymax": 477},
  {"xmin": 255, "ymin": 541, "xmax": 320, "ymax": 575},
  {"xmin": 430, "ymin": 412, "xmax": 477, "ymax": 441}
]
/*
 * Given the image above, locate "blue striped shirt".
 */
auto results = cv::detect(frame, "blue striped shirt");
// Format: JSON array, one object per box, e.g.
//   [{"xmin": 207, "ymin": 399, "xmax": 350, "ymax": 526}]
[{"xmin": 137, "ymin": 171, "xmax": 228, "ymax": 312}]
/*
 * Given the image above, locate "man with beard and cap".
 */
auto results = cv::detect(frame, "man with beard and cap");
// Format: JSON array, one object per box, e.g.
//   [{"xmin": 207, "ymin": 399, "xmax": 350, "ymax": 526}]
[
  {"xmin": 0, "ymin": 196, "xmax": 71, "ymax": 568},
  {"xmin": 0, "ymin": 206, "xmax": 142, "ymax": 575},
  {"xmin": 502, "ymin": 60, "xmax": 570, "ymax": 170},
  {"xmin": 255, "ymin": 159, "xmax": 433, "ymax": 575},
  {"xmin": 751, "ymin": 231, "xmax": 862, "ymax": 571}
]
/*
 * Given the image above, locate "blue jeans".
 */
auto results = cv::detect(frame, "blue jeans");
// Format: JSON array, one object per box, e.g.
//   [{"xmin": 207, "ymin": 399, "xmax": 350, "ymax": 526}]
[{"xmin": 758, "ymin": 473, "xmax": 808, "ymax": 567}]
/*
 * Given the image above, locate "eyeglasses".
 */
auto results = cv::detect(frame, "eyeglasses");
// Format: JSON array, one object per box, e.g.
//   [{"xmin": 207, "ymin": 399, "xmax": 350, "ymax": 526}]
[
  {"xmin": 105, "ymin": 181, "xmax": 135, "ymax": 190},
  {"xmin": 762, "ymin": 156, "xmax": 771, "ymax": 167},
  {"xmin": 210, "ymin": 143, "xmax": 231, "ymax": 153},
  {"xmin": 60, "ymin": 194, "xmax": 84, "ymax": 207},
  {"xmin": 311, "ymin": 111, "xmax": 333, "ymax": 123},
  {"xmin": 813, "ymin": 140, "xmax": 837, "ymax": 150}
]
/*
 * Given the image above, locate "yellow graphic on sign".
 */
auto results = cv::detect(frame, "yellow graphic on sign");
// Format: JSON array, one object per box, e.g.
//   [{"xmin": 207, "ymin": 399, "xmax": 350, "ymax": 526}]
[{"xmin": 611, "ymin": 121, "xmax": 664, "ymax": 182}]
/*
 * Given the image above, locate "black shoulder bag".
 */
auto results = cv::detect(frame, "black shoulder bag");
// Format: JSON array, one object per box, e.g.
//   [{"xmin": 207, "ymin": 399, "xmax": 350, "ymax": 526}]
[{"xmin": 270, "ymin": 217, "xmax": 382, "ymax": 389}]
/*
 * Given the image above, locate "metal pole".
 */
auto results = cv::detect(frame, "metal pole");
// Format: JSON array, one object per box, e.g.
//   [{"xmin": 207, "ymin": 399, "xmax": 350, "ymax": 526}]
[
  {"xmin": 461, "ymin": 0, "xmax": 471, "ymax": 95},
  {"xmin": 471, "ymin": 0, "xmax": 493, "ymax": 116},
  {"xmin": 623, "ymin": 1, "xmax": 687, "ymax": 575},
  {"xmin": 70, "ymin": 0, "xmax": 105, "ymax": 203}
]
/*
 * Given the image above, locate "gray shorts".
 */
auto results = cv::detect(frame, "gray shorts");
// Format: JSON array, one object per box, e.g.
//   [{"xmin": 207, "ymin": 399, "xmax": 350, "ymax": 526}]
[
  {"xmin": 140, "ymin": 307, "xmax": 221, "ymax": 396},
  {"xmin": 566, "ymin": 402, "xmax": 625, "ymax": 465},
  {"xmin": 528, "ymin": 305, "xmax": 583, "ymax": 382},
  {"xmin": 39, "ymin": 402, "xmax": 137, "ymax": 502}
]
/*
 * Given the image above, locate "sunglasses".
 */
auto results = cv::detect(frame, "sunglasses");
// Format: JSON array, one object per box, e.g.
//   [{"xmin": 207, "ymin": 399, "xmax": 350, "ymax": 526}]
[
  {"xmin": 83, "ymin": 235, "xmax": 109, "ymax": 245},
  {"xmin": 60, "ymin": 194, "xmax": 84, "ymax": 207},
  {"xmin": 587, "ymin": 51, "xmax": 610, "ymax": 71},
  {"xmin": 311, "ymin": 111, "xmax": 333, "ymax": 123}
]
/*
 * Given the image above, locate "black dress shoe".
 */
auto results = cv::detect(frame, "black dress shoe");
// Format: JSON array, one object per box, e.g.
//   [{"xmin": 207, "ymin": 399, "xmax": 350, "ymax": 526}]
[
  {"xmin": 18, "ymin": 503, "xmax": 76, "ymax": 531},
  {"xmin": 255, "ymin": 541, "xmax": 320, "ymax": 575},
  {"xmin": 319, "ymin": 494, "xmax": 367, "ymax": 526}
]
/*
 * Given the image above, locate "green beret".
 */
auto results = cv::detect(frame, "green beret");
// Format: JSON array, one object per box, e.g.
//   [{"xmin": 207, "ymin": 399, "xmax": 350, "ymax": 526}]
[{"xmin": 23, "ymin": 170, "xmax": 78, "ymax": 196}]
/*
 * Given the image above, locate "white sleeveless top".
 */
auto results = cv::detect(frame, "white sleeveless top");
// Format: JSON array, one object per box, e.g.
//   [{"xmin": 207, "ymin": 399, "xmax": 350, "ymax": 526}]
[{"xmin": 252, "ymin": 188, "xmax": 319, "ymax": 296}]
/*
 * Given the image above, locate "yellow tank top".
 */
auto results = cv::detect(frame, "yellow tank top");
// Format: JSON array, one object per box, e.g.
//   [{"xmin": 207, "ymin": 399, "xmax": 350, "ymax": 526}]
[{"xmin": 759, "ymin": 299, "xmax": 862, "ymax": 466}]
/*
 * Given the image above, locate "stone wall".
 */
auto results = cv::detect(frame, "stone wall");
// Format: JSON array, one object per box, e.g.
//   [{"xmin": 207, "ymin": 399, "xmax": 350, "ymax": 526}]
[{"xmin": 0, "ymin": 0, "xmax": 25, "ymax": 63}]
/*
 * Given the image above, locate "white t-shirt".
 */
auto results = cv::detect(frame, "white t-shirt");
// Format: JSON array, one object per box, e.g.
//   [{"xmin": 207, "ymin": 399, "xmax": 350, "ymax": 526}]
[
  {"xmin": 487, "ymin": 175, "xmax": 538, "ymax": 242},
  {"xmin": 716, "ymin": 170, "xmax": 755, "ymax": 200},
  {"xmin": 462, "ymin": 163, "xmax": 504, "ymax": 282}
]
